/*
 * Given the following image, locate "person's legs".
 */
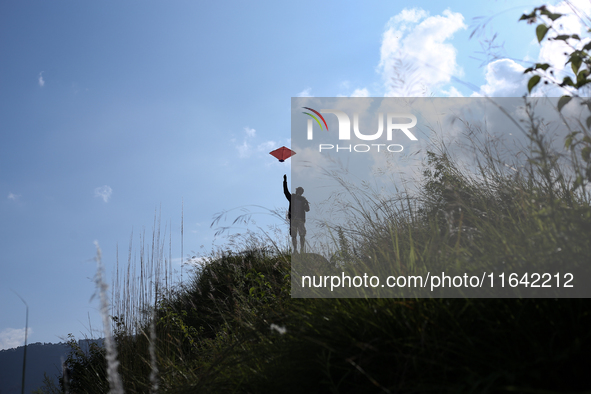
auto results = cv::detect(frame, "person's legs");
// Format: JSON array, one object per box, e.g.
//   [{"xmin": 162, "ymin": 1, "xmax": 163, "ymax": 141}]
[
  {"xmin": 298, "ymin": 221, "xmax": 307, "ymax": 254},
  {"xmin": 291, "ymin": 221, "xmax": 298, "ymax": 253}
]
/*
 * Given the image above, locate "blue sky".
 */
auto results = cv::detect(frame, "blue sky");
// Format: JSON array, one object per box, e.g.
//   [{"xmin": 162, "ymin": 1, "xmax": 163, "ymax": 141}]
[{"xmin": 1, "ymin": 0, "xmax": 585, "ymax": 349}]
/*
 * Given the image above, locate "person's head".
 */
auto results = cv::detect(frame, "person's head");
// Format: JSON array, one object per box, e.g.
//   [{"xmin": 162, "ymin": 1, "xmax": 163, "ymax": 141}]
[{"xmin": 295, "ymin": 187, "xmax": 304, "ymax": 195}]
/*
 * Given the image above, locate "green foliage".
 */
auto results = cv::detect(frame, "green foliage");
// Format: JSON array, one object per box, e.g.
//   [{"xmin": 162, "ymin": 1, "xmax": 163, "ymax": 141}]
[
  {"xmin": 520, "ymin": 6, "xmax": 591, "ymax": 90},
  {"xmin": 48, "ymin": 215, "xmax": 591, "ymax": 394},
  {"xmin": 60, "ymin": 334, "xmax": 108, "ymax": 394},
  {"xmin": 520, "ymin": 4, "xmax": 591, "ymax": 187},
  {"xmin": 31, "ymin": 373, "xmax": 62, "ymax": 394}
]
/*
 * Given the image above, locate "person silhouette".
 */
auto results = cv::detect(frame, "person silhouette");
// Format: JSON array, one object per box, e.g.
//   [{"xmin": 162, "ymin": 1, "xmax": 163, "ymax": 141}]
[{"xmin": 283, "ymin": 174, "xmax": 310, "ymax": 253}]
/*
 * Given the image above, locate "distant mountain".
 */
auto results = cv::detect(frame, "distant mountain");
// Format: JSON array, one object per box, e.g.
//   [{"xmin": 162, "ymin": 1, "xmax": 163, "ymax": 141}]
[{"xmin": 0, "ymin": 339, "xmax": 103, "ymax": 394}]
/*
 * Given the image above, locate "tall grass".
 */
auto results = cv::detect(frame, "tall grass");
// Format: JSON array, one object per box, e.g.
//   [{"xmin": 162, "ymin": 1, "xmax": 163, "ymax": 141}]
[
  {"xmin": 112, "ymin": 209, "xmax": 174, "ymax": 335},
  {"xmin": 44, "ymin": 207, "xmax": 179, "ymax": 393},
  {"xmin": 107, "ymin": 209, "xmax": 178, "ymax": 393},
  {"xmin": 94, "ymin": 242, "xmax": 124, "ymax": 394}
]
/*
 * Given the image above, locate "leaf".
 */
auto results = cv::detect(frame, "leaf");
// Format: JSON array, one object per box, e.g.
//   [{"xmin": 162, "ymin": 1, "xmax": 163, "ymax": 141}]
[
  {"xmin": 565, "ymin": 136, "xmax": 573, "ymax": 149},
  {"xmin": 523, "ymin": 67, "xmax": 534, "ymax": 74},
  {"xmin": 587, "ymin": 116, "xmax": 591, "ymax": 129},
  {"xmin": 582, "ymin": 147, "xmax": 591, "ymax": 162},
  {"xmin": 576, "ymin": 69, "xmax": 590, "ymax": 85},
  {"xmin": 519, "ymin": 11, "xmax": 536, "ymax": 21},
  {"xmin": 571, "ymin": 53, "xmax": 582, "ymax": 75},
  {"xmin": 540, "ymin": 9, "xmax": 563, "ymax": 21},
  {"xmin": 536, "ymin": 24, "xmax": 549, "ymax": 43},
  {"xmin": 535, "ymin": 63, "xmax": 551, "ymax": 70},
  {"xmin": 561, "ymin": 76, "xmax": 575, "ymax": 87},
  {"xmin": 552, "ymin": 34, "xmax": 570, "ymax": 41},
  {"xmin": 583, "ymin": 135, "xmax": 591, "ymax": 144},
  {"xmin": 557, "ymin": 95, "xmax": 572, "ymax": 111},
  {"xmin": 528, "ymin": 75, "xmax": 541, "ymax": 93}
]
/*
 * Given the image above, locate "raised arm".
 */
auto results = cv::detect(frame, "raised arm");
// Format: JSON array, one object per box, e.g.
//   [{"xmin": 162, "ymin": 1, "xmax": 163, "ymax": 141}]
[{"xmin": 283, "ymin": 175, "xmax": 291, "ymax": 201}]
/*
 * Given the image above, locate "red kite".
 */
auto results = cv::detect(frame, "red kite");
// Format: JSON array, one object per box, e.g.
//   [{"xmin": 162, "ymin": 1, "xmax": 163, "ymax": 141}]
[{"xmin": 270, "ymin": 146, "xmax": 296, "ymax": 162}]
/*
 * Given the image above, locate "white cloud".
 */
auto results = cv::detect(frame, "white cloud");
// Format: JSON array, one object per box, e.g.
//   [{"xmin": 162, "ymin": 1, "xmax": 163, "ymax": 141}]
[
  {"xmin": 441, "ymin": 86, "xmax": 464, "ymax": 97},
  {"xmin": 7, "ymin": 192, "xmax": 19, "ymax": 201},
  {"xmin": 0, "ymin": 327, "xmax": 33, "ymax": 350},
  {"xmin": 337, "ymin": 86, "xmax": 371, "ymax": 97},
  {"xmin": 38, "ymin": 72, "xmax": 45, "ymax": 87},
  {"xmin": 350, "ymin": 88, "xmax": 370, "ymax": 97},
  {"xmin": 395, "ymin": 8, "xmax": 429, "ymax": 24},
  {"xmin": 257, "ymin": 141, "xmax": 276, "ymax": 152},
  {"xmin": 244, "ymin": 127, "xmax": 256, "ymax": 138},
  {"xmin": 379, "ymin": 8, "xmax": 466, "ymax": 97},
  {"xmin": 475, "ymin": 59, "xmax": 528, "ymax": 97},
  {"xmin": 94, "ymin": 185, "xmax": 113, "ymax": 203},
  {"xmin": 236, "ymin": 127, "xmax": 255, "ymax": 158},
  {"xmin": 237, "ymin": 140, "xmax": 250, "ymax": 158},
  {"xmin": 235, "ymin": 127, "xmax": 277, "ymax": 159},
  {"xmin": 297, "ymin": 88, "xmax": 314, "ymax": 97}
]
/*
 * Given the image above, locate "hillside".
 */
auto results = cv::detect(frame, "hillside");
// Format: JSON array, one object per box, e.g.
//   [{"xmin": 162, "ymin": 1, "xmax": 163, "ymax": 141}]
[
  {"xmin": 0, "ymin": 339, "xmax": 103, "ymax": 394},
  {"xmin": 39, "ymin": 125, "xmax": 591, "ymax": 392}
]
